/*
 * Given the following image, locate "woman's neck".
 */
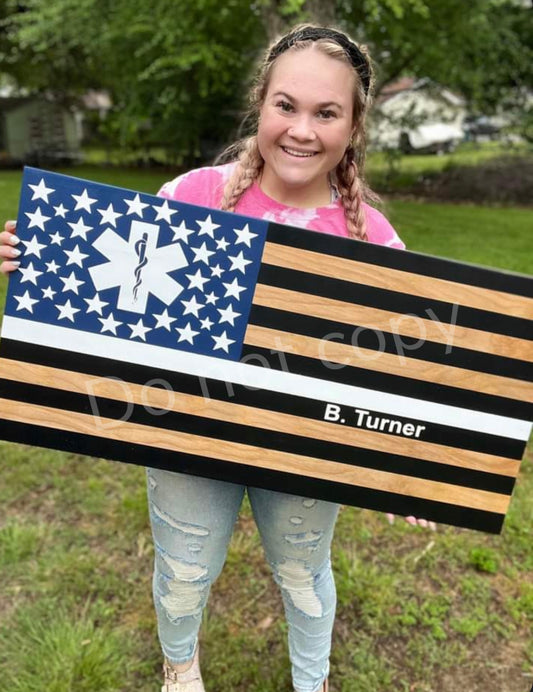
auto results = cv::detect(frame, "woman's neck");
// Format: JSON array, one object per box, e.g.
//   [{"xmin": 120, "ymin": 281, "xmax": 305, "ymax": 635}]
[{"xmin": 258, "ymin": 169, "xmax": 332, "ymax": 208}]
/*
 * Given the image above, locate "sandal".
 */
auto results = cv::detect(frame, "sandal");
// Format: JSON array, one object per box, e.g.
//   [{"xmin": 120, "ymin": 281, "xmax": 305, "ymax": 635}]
[{"xmin": 161, "ymin": 644, "xmax": 205, "ymax": 692}]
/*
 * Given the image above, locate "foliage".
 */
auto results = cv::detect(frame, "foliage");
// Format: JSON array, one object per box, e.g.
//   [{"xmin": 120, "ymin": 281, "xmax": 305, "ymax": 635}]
[
  {"xmin": 407, "ymin": 154, "xmax": 533, "ymax": 205},
  {"xmin": 468, "ymin": 547, "xmax": 500, "ymax": 574},
  {"xmin": 1, "ymin": 0, "xmax": 531, "ymax": 161},
  {"xmin": 337, "ymin": 0, "xmax": 533, "ymax": 109},
  {"xmin": 1, "ymin": 0, "xmax": 266, "ymax": 164}
]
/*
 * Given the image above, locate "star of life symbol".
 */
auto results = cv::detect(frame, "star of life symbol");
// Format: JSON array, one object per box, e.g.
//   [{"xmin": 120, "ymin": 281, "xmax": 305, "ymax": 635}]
[{"xmin": 89, "ymin": 220, "xmax": 187, "ymax": 313}]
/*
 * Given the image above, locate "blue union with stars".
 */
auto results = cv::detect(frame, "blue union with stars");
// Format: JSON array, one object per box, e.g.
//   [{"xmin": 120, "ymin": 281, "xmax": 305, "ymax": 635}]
[{"xmin": 6, "ymin": 167, "xmax": 269, "ymax": 361}]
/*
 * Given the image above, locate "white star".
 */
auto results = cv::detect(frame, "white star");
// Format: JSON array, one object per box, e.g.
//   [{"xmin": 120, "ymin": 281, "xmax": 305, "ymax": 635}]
[
  {"xmin": 22, "ymin": 235, "xmax": 46, "ymax": 258},
  {"xmin": 153, "ymin": 308, "xmax": 175, "ymax": 331},
  {"xmin": 14, "ymin": 290, "xmax": 38, "ymax": 313},
  {"xmin": 72, "ymin": 188, "xmax": 97, "ymax": 213},
  {"xmin": 19, "ymin": 262, "xmax": 43, "ymax": 285},
  {"xmin": 41, "ymin": 286, "xmax": 56, "ymax": 300},
  {"xmin": 176, "ymin": 322, "xmax": 199, "ymax": 345},
  {"xmin": 228, "ymin": 251, "xmax": 252, "ymax": 274},
  {"xmin": 56, "ymin": 299, "xmax": 80, "ymax": 322},
  {"xmin": 191, "ymin": 242, "xmax": 215, "ymax": 265},
  {"xmin": 29, "ymin": 178, "xmax": 54, "ymax": 203},
  {"xmin": 25, "ymin": 207, "xmax": 51, "ymax": 231},
  {"xmin": 216, "ymin": 237, "xmax": 229, "ymax": 252},
  {"xmin": 186, "ymin": 268, "xmax": 209, "ymax": 291},
  {"xmin": 217, "ymin": 303, "xmax": 241, "ymax": 326},
  {"xmin": 205, "ymin": 291, "xmax": 219, "ymax": 305},
  {"xmin": 200, "ymin": 316, "xmax": 214, "ymax": 330},
  {"xmin": 210, "ymin": 264, "xmax": 224, "ymax": 278},
  {"xmin": 53, "ymin": 203, "xmax": 68, "ymax": 218},
  {"xmin": 223, "ymin": 277, "xmax": 246, "ymax": 300},
  {"xmin": 68, "ymin": 217, "xmax": 93, "ymax": 241},
  {"xmin": 196, "ymin": 214, "xmax": 220, "ymax": 238},
  {"xmin": 99, "ymin": 313, "xmax": 122, "ymax": 335},
  {"xmin": 152, "ymin": 200, "xmax": 176, "ymax": 223},
  {"xmin": 181, "ymin": 295, "xmax": 204, "ymax": 318},
  {"xmin": 50, "ymin": 231, "xmax": 64, "ymax": 245},
  {"xmin": 46, "ymin": 259, "xmax": 60, "ymax": 274},
  {"xmin": 60, "ymin": 271, "xmax": 84, "ymax": 295},
  {"xmin": 64, "ymin": 245, "xmax": 89, "ymax": 268},
  {"xmin": 128, "ymin": 318, "xmax": 151, "ymax": 341},
  {"xmin": 233, "ymin": 223, "xmax": 258, "ymax": 247},
  {"xmin": 212, "ymin": 330, "xmax": 235, "ymax": 353},
  {"xmin": 171, "ymin": 221, "xmax": 194, "ymax": 243},
  {"xmin": 124, "ymin": 193, "xmax": 149, "ymax": 217},
  {"xmin": 97, "ymin": 203, "xmax": 122, "ymax": 227},
  {"xmin": 84, "ymin": 294, "xmax": 108, "ymax": 315}
]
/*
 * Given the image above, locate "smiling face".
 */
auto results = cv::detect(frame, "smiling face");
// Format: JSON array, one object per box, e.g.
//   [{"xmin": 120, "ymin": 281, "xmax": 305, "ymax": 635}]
[{"xmin": 257, "ymin": 46, "xmax": 355, "ymax": 207}]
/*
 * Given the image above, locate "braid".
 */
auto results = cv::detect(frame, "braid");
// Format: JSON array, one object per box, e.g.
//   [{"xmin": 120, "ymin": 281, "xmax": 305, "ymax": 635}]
[
  {"xmin": 335, "ymin": 146, "xmax": 368, "ymax": 242},
  {"xmin": 220, "ymin": 137, "xmax": 263, "ymax": 212}
]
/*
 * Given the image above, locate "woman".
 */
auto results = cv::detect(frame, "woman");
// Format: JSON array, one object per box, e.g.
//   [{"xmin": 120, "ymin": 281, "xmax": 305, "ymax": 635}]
[{"xmin": 1, "ymin": 23, "xmax": 433, "ymax": 692}]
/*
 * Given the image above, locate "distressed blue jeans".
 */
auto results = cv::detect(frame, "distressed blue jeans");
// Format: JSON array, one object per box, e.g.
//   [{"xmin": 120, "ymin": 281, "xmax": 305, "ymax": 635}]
[{"xmin": 146, "ymin": 467, "xmax": 340, "ymax": 692}]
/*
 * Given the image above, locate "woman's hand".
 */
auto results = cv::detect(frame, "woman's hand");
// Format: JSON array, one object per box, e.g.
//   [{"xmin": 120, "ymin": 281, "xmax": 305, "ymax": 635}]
[
  {"xmin": 386, "ymin": 513, "xmax": 437, "ymax": 531},
  {"xmin": 0, "ymin": 220, "xmax": 21, "ymax": 274}
]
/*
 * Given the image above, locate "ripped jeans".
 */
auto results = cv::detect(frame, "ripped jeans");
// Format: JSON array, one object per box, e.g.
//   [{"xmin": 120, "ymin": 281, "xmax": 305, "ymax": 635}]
[{"xmin": 146, "ymin": 467, "xmax": 340, "ymax": 692}]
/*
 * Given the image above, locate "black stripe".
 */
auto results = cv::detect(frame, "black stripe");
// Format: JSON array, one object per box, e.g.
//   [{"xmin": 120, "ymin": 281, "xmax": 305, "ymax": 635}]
[
  {"xmin": 266, "ymin": 223, "xmax": 533, "ymax": 299},
  {"xmin": 258, "ymin": 264, "xmax": 533, "ymax": 341},
  {"xmin": 0, "ymin": 378, "xmax": 516, "ymax": 496},
  {"xmin": 0, "ymin": 339, "xmax": 525, "ymax": 460},
  {"xmin": 240, "ymin": 343, "xmax": 533, "ymax": 421},
  {"xmin": 0, "ymin": 419, "xmax": 505, "ymax": 533},
  {"xmin": 248, "ymin": 304, "xmax": 533, "ymax": 383}
]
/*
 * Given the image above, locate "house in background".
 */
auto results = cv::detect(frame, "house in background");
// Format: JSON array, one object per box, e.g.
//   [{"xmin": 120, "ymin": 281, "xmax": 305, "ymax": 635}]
[
  {"xmin": 0, "ymin": 90, "xmax": 82, "ymax": 166},
  {"xmin": 369, "ymin": 77, "xmax": 466, "ymax": 153}
]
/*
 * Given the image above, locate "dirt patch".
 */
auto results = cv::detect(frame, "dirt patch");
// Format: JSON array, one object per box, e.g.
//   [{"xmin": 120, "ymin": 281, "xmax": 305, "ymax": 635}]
[{"xmin": 435, "ymin": 636, "xmax": 532, "ymax": 692}]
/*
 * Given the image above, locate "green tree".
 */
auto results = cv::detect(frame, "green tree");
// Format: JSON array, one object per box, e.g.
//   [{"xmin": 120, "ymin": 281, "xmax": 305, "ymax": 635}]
[
  {"xmin": 259, "ymin": 0, "xmax": 532, "ymax": 110},
  {"xmin": 1, "ymin": 0, "xmax": 266, "ymax": 163},
  {"xmin": 1, "ymin": 0, "xmax": 530, "ymax": 160},
  {"xmin": 333, "ymin": 0, "xmax": 532, "ymax": 110}
]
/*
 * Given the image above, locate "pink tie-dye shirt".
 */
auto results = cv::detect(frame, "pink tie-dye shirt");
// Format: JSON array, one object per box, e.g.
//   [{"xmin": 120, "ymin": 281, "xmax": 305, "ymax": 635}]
[{"xmin": 158, "ymin": 163, "xmax": 405, "ymax": 249}]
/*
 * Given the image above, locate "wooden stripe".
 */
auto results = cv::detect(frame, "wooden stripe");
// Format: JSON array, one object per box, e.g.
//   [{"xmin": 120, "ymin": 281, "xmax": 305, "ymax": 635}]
[
  {"xmin": 252, "ymin": 283, "xmax": 533, "ymax": 362},
  {"xmin": 0, "ymin": 419, "xmax": 506, "ymax": 532},
  {"xmin": 244, "ymin": 324, "xmax": 533, "ymax": 403},
  {"xmin": 6, "ymin": 376, "xmax": 515, "ymax": 494},
  {"xmin": 0, "ymin": 396, "xmax": 511, "ymax": 513},
  {"xmin": 2, "ymin": 340, "xmax": 525, "ymax": 459},
  {"xmin": 261, "ymin": 242, "xmax": 533, "ymax": 322},
  {"xmin": 257, "ymin": 263, "xmax": 532, "ymax": 341},
  {"xmin": 249, "ymin": 305, "xmax": 533, "ymax": 383},
  {"xmin": 0, "ymin": 358, "xmax": 520, "ymax": 478},
  {"xmin": 266, "ymin": 224, "xmax": 533, "ymax": 301}
]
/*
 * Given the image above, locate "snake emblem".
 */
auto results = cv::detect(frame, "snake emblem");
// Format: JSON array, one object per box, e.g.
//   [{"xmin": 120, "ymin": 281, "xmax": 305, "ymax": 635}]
[{"xmin": 133, "ymin": 232, "xmax": 149, "ymax": 301}]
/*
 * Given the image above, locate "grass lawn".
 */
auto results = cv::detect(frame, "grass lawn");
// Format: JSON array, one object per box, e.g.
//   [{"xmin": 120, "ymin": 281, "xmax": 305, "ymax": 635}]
[
  {"xmin": 367, "ymin": 140, "xmax": 520, "ymax": 173},
  {"xmin": 0, "ymin": 166, "xmax": 531, "ymax": 692},
  {"xmin": 365, "ymin": 140, "xmax": 530, "ymax": 192}
]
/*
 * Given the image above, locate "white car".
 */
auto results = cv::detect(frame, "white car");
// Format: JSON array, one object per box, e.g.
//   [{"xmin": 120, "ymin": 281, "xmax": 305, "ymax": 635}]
[{"xmin": 399, "ymin": 123, "xmax": 464, "ymax": 154}]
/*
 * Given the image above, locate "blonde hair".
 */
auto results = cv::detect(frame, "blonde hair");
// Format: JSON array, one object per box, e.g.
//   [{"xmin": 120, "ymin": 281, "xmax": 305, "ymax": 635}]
[{"xmin": 217, "ymin": 23, "xmax": 379, "ymax": 241}]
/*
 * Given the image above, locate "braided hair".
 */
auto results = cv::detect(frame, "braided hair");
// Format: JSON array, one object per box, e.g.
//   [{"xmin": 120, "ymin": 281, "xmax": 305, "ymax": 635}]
[{"xmin": 217, "ymin": 23, "xmax": 378, "ymax": 241}]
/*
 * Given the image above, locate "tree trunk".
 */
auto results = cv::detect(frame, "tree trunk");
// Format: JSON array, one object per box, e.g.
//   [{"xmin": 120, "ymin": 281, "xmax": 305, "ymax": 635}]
[
  {"xmin": 305, "ymin": 0, "xmax": 337, "ymax": 25},
  {"xmin": 258, "ymin": 1, "xmax": 290, "ymax": 40}
]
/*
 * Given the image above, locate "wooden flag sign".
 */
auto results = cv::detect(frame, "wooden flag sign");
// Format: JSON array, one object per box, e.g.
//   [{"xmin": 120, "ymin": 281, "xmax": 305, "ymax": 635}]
[{"xmin": 0, "ymin": 167, "xmax": 531, "ymax": 533}]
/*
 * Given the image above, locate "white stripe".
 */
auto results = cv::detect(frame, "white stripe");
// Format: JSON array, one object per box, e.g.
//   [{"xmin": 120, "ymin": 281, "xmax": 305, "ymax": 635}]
[{"xmin": 2, "ymin": 315, "xmax": 531, "ymax": 441}]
